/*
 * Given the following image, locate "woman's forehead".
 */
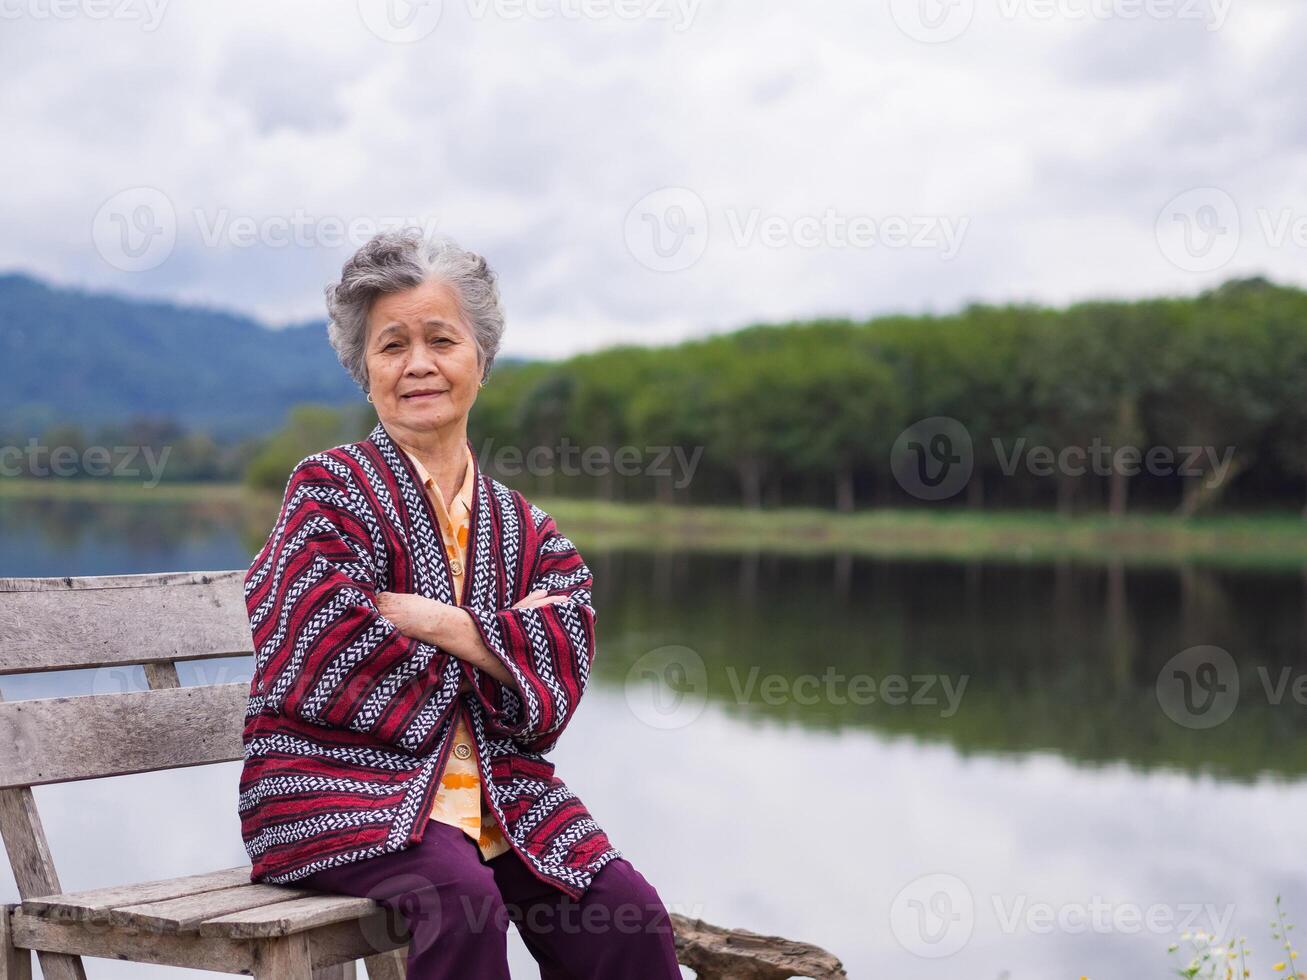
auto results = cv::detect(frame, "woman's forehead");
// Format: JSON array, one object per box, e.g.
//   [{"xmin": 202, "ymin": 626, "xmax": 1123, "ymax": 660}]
[{"xmin": 369, "ymin": 279, "xmax": 467, "ymax": 333}]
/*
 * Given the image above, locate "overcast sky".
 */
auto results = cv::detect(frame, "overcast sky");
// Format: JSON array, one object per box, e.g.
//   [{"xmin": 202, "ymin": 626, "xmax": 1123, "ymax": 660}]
[{"xmin": 2, "ymin": 0, "xmax": 1304, "ymax": 359}]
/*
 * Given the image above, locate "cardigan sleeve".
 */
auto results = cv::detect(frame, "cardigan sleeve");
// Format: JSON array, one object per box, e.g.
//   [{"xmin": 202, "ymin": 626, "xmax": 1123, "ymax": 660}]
[
  {"xmin": 465, "ymin": 509, "xmax": 596, "ymax": 755},
  {"xmin": 245, "ymin": 456, "xmax": 463, "ymax": 757}
]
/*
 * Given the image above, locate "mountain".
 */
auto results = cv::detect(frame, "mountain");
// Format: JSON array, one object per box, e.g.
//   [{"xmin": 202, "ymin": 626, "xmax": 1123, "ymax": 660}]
[{"xmin": 0, "ymin": 273, "xmax": 525, "ymax": 441}]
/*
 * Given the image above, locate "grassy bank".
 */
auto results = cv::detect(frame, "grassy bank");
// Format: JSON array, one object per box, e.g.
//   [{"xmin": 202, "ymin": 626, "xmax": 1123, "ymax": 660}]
[
  {"xmin": 3, "ymin": 477, "xmax": 1305, "ymax": 568},
  {"xmin": 0, "ymin": 477, "xmax": 250, "ymax": 505},
  {"xmin": 543, "ymin": 499, "xmax": 1307, "ymax": 569}
]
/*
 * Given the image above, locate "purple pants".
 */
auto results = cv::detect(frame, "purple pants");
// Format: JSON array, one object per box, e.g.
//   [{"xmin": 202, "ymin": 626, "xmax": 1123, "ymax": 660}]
[{"xmin": 300, "ymin": 818, "xmax": 683, "ymax": 979}]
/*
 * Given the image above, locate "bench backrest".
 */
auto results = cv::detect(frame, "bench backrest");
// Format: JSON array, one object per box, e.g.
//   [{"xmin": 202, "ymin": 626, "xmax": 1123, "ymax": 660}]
[{"xmin": 0, "ymin": 570, "xmax": 251, "ymax": 901}]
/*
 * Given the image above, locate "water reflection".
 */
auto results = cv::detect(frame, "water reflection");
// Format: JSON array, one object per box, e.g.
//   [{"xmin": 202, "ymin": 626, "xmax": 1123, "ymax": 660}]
[
  {"xmin": 5, "ymin": 495, "xmax": 1305, "ymax": 780},
  {"xmin": 4, "ymin": 496, "xmax": 1307, "ymax": 978},
  {"xmin": 593, "ymin": 550, "xmax": 1307, "ymax": 780}
]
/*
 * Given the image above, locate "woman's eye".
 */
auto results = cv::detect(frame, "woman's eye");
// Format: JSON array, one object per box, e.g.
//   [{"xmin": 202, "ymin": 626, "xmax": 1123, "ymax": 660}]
[{"xmin": 384, "ymin": 342, "xmax": 401, "ymax": 351}]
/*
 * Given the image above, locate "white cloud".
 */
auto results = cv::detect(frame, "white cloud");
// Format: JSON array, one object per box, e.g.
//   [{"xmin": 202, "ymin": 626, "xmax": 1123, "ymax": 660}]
[{"xmin": 1, "ymin": 0, "xmax": 1304, "ymax": 358}]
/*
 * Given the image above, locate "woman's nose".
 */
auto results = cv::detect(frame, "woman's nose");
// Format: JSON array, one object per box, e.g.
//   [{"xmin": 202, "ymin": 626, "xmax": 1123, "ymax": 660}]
[{"xmin": 405, "ymin": 345, "xmax": 440, "ymax": 375}]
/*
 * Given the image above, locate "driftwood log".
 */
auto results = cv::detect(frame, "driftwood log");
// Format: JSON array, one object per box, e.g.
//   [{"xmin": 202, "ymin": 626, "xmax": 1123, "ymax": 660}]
[
  {"xmin": 671, "ymin": 913, "xmax": 847, "ymax": 979},
  {"xmin": 0, "ymin": 570, "xmax": 847, "ymax": 978}
]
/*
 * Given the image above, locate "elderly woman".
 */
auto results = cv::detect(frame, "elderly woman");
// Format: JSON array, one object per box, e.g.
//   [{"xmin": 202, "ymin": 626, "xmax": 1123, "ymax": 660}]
[{"xmin": 238, "ymin": 229, "xmax": 681, "ymax": 979}]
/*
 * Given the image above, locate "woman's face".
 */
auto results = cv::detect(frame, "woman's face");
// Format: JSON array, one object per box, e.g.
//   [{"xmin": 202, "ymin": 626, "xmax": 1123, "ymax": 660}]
[{"xmin": 364, "ymin": 277, "xmax": 482, "ymax": 436}]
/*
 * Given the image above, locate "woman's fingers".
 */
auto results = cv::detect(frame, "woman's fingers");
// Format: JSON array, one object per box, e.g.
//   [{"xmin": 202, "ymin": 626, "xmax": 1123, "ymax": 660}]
[{"xmin": 511, "ymin": 590, "xmax": 569, "ymax": 610}]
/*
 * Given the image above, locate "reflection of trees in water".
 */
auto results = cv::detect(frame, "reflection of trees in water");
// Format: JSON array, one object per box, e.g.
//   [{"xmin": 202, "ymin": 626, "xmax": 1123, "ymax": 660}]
[
  {"xmin": 10, "ymin": 494, "xmax": 1304, "ymax": 781},
  {"xmin": 596, "ymin": 550, "xmax": 1307, "ymax": 781},
  {"xmin": 1, "ymin": 498, "xmax": 251, "ymax": 554}
]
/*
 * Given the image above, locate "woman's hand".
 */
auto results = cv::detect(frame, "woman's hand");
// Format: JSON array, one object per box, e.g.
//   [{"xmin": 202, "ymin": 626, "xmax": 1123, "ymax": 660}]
[
  {"xmin": 512, "ymin": 589, "xmax": 570, "ymax": 611},
  {"xmin": 375, "ymin": 590, "xmax": 567, "ymax": 692},
  {"xmin": 375, "ymin": 591, "xmax": 442, "ymax": 645},
  {"xmin": 376, "ymin": 589, "xmax": 567, "ymax": 642}
]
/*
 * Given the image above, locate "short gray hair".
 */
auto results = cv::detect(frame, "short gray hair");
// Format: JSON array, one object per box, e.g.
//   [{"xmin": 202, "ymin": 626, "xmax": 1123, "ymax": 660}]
[{"xmin": 325, "ymin": 227, "xmax": 505, "ymax": 393}]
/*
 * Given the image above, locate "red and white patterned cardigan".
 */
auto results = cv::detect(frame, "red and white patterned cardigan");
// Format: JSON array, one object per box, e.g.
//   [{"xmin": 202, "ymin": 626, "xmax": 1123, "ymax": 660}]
[{"xmin": 238, "ymin": 420, "xmax": 620, "ymax": 898}]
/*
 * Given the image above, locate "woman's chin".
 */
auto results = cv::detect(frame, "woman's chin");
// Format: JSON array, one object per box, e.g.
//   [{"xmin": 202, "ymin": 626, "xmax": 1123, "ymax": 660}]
[{"xmin": 393, "ymin": 402, "xmax": 455, "ymax": 427}]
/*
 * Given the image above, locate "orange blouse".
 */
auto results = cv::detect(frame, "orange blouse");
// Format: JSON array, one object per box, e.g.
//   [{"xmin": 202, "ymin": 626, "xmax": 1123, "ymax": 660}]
[{"xmin": 402, "ymin": 443, "xmax": 511, "ymax": 862}]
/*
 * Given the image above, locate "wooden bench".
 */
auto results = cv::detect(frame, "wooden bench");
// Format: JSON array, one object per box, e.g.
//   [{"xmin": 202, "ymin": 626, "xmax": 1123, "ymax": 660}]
[{"xmin": 0, "ymin": 570, "xmax": 847, "ymax": 979}]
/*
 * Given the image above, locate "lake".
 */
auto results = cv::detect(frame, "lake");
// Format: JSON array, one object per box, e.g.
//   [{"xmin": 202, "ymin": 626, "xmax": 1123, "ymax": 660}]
[{"xmin": 2, "ymin": 492, "xmax": 1305, "ymax": 979}]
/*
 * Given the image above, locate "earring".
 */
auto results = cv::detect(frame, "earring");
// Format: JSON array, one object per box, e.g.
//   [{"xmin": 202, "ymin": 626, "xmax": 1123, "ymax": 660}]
[{"xmin": 366, "ymin": 391, "xmax": 374, "ymax": 403}]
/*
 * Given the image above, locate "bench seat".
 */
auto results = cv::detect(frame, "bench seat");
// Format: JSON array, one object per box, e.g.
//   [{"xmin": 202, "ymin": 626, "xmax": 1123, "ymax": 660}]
[
  {"xmin": 0, "ymin": 570, "xmax": 846, "ymax": 980},
  {"xmin": 4, "ymin": 864, "xmax": 406, "ymax": 978}
]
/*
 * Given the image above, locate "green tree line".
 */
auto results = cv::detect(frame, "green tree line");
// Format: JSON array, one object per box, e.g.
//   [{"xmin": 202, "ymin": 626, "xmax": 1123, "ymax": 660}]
[
  {"xmin": 463, "ymin": 274, "xmax": 1307, "ymax": 516},
  {"xmin": 7, "ymin": 275, "xmax": 1306, "ymax": 517}
]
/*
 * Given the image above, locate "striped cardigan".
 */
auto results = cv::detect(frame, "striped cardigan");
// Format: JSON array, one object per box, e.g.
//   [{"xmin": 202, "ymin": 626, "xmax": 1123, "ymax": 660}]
[{"xmin": 238, "ymin": 420, "xmax": 621, "ymax": 898}]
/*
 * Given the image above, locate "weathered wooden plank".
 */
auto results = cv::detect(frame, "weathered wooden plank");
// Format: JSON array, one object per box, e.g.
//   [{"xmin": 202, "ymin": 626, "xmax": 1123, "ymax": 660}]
[
  {"xmin": 20, "ymin": 866, "xmax": 254, "ymax": 920},
  {"xmin": 111, "ymin": 884, "xmax": 325, "ymax": 934},
  {"xmin": 12, "ymin": 907, "xmax": 392, "ymax": 975},
  {"xmin": 313, "ymin": 962, "xmax": 357, "ymax": 979},
  {"xmin": 0, "ymin": 691, "xmax": 86, "ymax": 980},
  {"xmin": 253, "ymin": 933, "xmax": 314, "ymax": 980},
  {"xmin": 200, "ymin": 894, "xmax": 393, "ymax": 940},
  {"xmin": 144, "ymin": 661, "xmax": 182, "ymax": 690},
  {"xmin": 362, "ymin": 949, "xmax": 406, "ymax": 980},
  {"xmin": 306, "ymin": 916, "xmax": 408, "ymax": 972},
  {"xmin": 0, "ymin": 571, "xmax": 251, "ymax": 674},
  {"xmin": 0, "ymin": 571, "xmax": 239, "ymax": 594},
  {"xmin": 0, "ymin": 684, "xmax": 246, "ymax": 788},
  {"xmin": 1, "ymin": 905, "xmax": 33, "ymax": 980},
  {"xmin": 10, "ymin": 908, "xmax": 256, "ymax": 974}
]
